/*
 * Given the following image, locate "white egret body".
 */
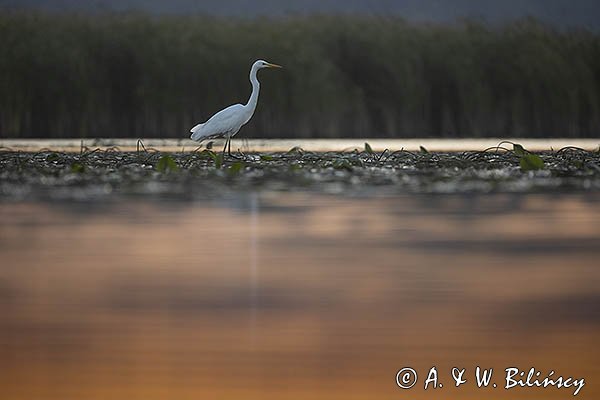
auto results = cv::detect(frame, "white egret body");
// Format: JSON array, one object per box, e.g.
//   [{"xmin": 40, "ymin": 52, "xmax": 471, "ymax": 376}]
[{"xmin": 190, "ymin": 60, "xmax": 282, "ymax": 155}]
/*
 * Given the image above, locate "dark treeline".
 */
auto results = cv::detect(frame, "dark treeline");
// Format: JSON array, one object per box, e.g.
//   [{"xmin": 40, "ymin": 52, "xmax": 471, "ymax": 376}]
[{"xmin": 1, "ymin": 11, "xmax": 599, "ymax": 138}]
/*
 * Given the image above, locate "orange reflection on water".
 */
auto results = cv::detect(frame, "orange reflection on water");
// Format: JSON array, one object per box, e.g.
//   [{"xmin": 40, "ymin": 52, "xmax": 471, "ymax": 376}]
[{"xmin": 0, "ymin": 193, "xmax": 599, "ymax": 399}]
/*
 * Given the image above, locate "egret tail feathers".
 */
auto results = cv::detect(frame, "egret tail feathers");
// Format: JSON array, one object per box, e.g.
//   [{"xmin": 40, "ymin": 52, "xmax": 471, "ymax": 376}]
[{"xmin": 190, "ymin": 123, "xmax": 205, "ymax": 141}]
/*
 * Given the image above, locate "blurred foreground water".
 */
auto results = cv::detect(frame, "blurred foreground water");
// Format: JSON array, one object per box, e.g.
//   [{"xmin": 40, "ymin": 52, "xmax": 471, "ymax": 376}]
[{"xmin": 1, "ymin": 193, "xmax": 599, "ymax": 399}]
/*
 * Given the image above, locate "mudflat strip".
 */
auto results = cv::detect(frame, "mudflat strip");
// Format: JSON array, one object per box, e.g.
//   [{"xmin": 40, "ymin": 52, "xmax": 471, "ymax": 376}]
[{"xmin": 1, "ymin": 138, "xmax": 599, "ymax": 153}]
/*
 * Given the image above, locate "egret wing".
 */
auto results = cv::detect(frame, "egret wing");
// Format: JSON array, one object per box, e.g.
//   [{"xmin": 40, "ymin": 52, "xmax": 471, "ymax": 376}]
[{"xmin": 190, "ymin": 104, "xmax": 245, "ymax": 142}]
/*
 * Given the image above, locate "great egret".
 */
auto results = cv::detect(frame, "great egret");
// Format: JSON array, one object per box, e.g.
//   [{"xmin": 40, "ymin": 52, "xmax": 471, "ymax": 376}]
[{"xmin": 190, "ymin": 59, "xmax": 282, "ymax": 156}]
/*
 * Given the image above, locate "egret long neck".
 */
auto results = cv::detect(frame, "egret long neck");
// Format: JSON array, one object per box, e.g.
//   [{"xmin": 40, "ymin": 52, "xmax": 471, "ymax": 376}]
[{"xmin": 245, "ymin": 66, "xmax": 260, "ymax": 112}]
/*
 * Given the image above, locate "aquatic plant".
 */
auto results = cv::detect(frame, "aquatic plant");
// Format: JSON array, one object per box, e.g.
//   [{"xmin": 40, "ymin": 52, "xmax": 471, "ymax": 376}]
[
  {"xmin": 1, "ymin": 143, "xmax": 598, "ymax": 200},
  {"xmin": 156, "ymin": 155, "xmax": 179, "ymax": 173}
]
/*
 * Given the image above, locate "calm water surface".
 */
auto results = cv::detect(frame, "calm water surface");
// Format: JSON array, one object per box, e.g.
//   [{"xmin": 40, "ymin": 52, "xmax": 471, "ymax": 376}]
[{"xmin": 1, "ymin": 193, "xmax": 599, "ymax": 399}]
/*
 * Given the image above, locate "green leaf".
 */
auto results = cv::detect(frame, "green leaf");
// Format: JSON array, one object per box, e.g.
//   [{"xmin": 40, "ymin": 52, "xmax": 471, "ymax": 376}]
[
  {"xmin": 214, "ymin": 153, "xmax": 223, "ymax": 169},
  {"xmin": 364, "ymin": 142, "xmax": 374, "ymax": 154},
  {"xmin": 513, "ymin": 143, "xmax": 527, "ymax": 156},
  {"xmin": 70, "ymin": 162, "xmax": 85, "ymax": 173},
  {"xmin": 46, "ymin": 153, "xmax": 59, "ymax": 162},
  {"xmin": 333, "ymin": 159, "xmax": 353, "ymax": 171},
  {"xmin": 419, "ymin": 146, "xmax": 429, "ymax": 154},
  {"xmin": 520, "ymin": 154, "xmax": 545, "ymax": 171},
  {"xmin": 228, "ymin": 161, "xmax": 245, "ymax": 175},
  {"xmin": 260, "ymin": 155, "xmax": 274, "ymax": 161},
  {"xmin": 201, "ymin": 149, "xmax": 216, "ymax": 159},
  {"xmin": 156, "ymin": 155, "xmax": 179, "ymax": 173},
  {"xmin": 204, "ymin": 151, "xmax": 223, "ymax": 168}
]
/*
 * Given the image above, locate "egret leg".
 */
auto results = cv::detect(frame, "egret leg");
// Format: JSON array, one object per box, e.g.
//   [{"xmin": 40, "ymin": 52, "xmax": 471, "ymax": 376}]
[
  {"xmin": 222, "ymin": 136, "xmax": 229, "ymax": 156},
  {"xmin": 224, "ymin": 135, "xmax": 243, "ymax": 159}
]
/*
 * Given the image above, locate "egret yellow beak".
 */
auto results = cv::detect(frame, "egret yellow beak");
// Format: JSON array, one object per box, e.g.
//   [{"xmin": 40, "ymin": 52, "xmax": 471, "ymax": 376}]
[{"xmin": 266, "ymin": 62, "xmax": 283, "ymax": 68}]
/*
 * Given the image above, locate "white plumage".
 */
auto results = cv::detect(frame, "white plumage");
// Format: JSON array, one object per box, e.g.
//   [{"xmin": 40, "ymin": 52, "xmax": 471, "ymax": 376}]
[{"xmin": 190, "ymin": 59, "xmax": 282, "ymax": 155}]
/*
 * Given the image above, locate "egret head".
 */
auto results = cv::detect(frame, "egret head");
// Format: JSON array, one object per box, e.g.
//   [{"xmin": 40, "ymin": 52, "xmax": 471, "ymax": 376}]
[{"xmin": 254, "ymin": 60, "xmax": 282, "ymax": 70}]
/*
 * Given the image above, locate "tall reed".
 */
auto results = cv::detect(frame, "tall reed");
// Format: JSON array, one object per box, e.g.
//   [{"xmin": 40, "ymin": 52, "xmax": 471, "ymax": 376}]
[{"xmin": 1, "ymin": 12, "xmax": 598, "ymax": 138}]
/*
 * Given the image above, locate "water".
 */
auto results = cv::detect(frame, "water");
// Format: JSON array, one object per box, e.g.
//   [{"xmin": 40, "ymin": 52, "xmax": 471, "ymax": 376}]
[{"xmin": 1, "ymin": 193, "xmax": 599, "ymax": 399}]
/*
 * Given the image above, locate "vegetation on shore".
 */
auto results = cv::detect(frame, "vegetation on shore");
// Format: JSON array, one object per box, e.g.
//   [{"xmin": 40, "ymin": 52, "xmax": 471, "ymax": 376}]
[{"xmin": 1, "ymin": 11, "xmax": 599, "ymax": 138}]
